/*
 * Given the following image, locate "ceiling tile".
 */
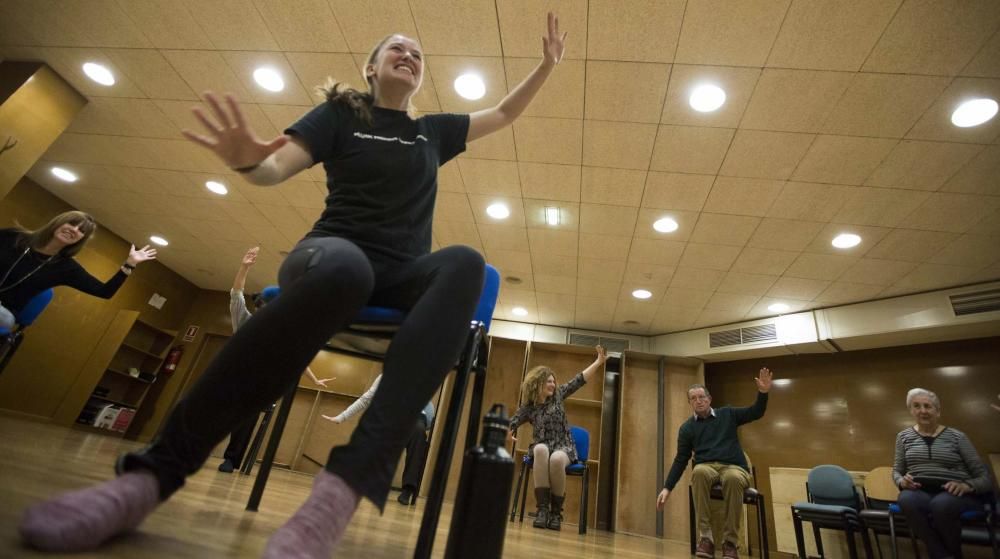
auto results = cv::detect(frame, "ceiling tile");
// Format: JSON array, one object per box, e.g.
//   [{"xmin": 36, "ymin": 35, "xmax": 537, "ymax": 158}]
[
  {"xmin": 162, "ymin": 50, "xmax": 254, "ymax": 103},
  {"xmin": 741, "ymin": 69, "xmax": 853, "ymax": 133},
  {"xmin": 104, "ymin": 49, "xmax": 197, "ymax": 101},
  {"xmin": 716, "ymin": 271, "xmax": 780, "ymax": 296},
  {"xmin": 535, "ymin": 275, "xmax": 577, "ymax": 296},
  {"xmin": 862, "ymin": 0, "xmax": 1000, "ymax": 76},
  {"xmin": 527, "ymin": 228, "xmax": 578, "ymax": 257},
  {"xmin": 866, "ymin": 229, "xmax": 959, "ymax": 262},
  {"xmin": 791, "ymin": 135, "xmax": 898, "ymax": 185},
  {"xmin": 905, "ymin": 77, "xmax": 1000, "ymax": 144},
  {"xmin": 784, "ymin": 252, "xmax": 858, "ymax": 281},
  {"xmin": 577, "ymin": 232, "xmax": 630, "ymax": 261},
  {"xmin": 628, "ymin": 238, "xmax": 686, "ymax": 266},
  {"xmin": 624, "ymin": 261, "xmax": 676, "ymax": 285},
  {"xmin": 865, "ymin": 140, "xmax": 984, "ymax": 191},
  {"xmin": 821, "ymin": 73, "xmax": 950, "ymax": 138},
  {"xmin": 942, "ymin": 145, "xmax": 1000, "ymax": 196},
  {"xmin": 532, "ymin": 253, "xmax": 578, "ymax": 277},
  {"xmin": 767, "ymin": 0, "xmax": 901, "ymax": 71},
  {"xmin": 434, "ymin": 191, "xmax": 475, "ymax": 222},
  {"xmin": 587, "ymin": 0, "xmax": 685, "ymax": 62},
  {"xmin": 719, "ymin": 130, "xmax": 815, "ymax": 180},
  {"xmin": 574, "ymin": 296, "xmax": 616, "ymax": 331},
  {"xmin": 838, "ymin": 258, "xmax": 918, "ymax": 286},
  {"xmin": 116, "ymin": 0, "xmax": 214, "ymax": 49},
  {"xmin": 703, "ymin": 177, "xmax": 784, "ymax": 217},
  {"xmin": 479, "ymin": 224, "xmax": 529, "ymax": 252},
  {"xmin": 675, "ymin": 0, "xmax": 789, "ymax": 66},
  {"xmin": 458, "ymin": 159, "xmax": 521, "ymax": 197},
  {"xmin": 766, "ymin": 182, "xmax": 854, "ymax": 222},
  {"xmin": 485, "ymin": 248, "xmax": 533, "ymax": 276},
  {"xmin": 464, "ymin": 127, "xmax": 516, "ymax": 160},
  {"xmin": 813, "ymin": 282, "xmax": 886, "ymax": 305},
  {"xmin": 884, "ymin": 262, "xmax": 980, "ymax": 295},
  {"xmin": 661, "ymin": 287, "xmax": 714, "ymax": 310},
  {"xmin": 579, "ymin": 203, "xmax": 638, "ymax": 237},
  {"xmin": 649, "ymin": 126, "xmax": 735, "ymax": 174},
  {"xmin": 693, "ymin": 308, "xmax": 750, "ymax": 328},
  {"xmin": 585, "ymin": 61, "xmax": 670, "ymax": 123},
  {"xmin": 748, "ymin": 218, "xmax": 825, "ymax": 251},
  {"xmin": 670, "ymin": 267, "xmax": 726, "ymax": 291},
  {"xmin": 504, "ymin": 58, "xmax": 585, "ymax": 119},
  {"xmin": 181, "ymin": 0, "xmax": 278, "ymax": 51},
  {"xmin": 582, "ymin": 120, "xmax": 658, "ymax": 170},
  {"xmin": 833, "ymin": 187, "xmax": 931, "ymax": 227},
  {"xmin": 641, "ymin": 172, "xmax": 714, "ymax": 211},
  {"xmin": 252, "ymin": 0, "xmax": 349, "ymax": 52},
  {"xmin": 961, "ymin": 29, "xmax": 1000, "ymax": 78},
  {"xmin": 579, "ymin": 258, "xmax": 626, "ymax": 283},
  {"xmin": 512, "ymin": 117, "xmax": 583, "ymax": 165},
  {"xmin": 660, "ymin": 65, "xmax": 760, "ymax": 128},
  {"xmin": 496, "ymin": 1, "xmax": 588, "ymax": 60},
  {"xmin": 286, "ymin": 53, "xmax": 363, "ymax": 107},
  {"xmin": 578, "ymin": 277, "xmax": 622, "ymax": 299},
  {"xmin": 689, "ymin": 213, "xmax": 760, "ymax": 247},
  {"xmin": 678, "ymin": 243, "xmax": 742, "ymax": 271},
  {"xmin": 408, "ymin": 0, "xmax": 501, "ymax": 56},
  {"xmin": 731, "ymin": 247, "xmax": 801, "ymax": 275},
  {"xmin": 325, "ymin": 0, "xmax": 418, "ymax": 53},
  {"xmin": 766, "ymin": 276, "xmax": 830, "ymax": 300},
  {"xmin": 903, "ymin": 192, "xmax": 1000, "ymax": 233},
  {"xmin": 928, "ymin": 234, "xmax": 1000, "ymax": 268},
  {"xmin": 223, "ymin": 51, "xmax": 313, "ymax": 105},
  {"xmin": 581, "ymin": 167, "xmax": 646, "ymax": 206},
  {"xmin": 518, "ymin": 162, "xmax": 581, "ymax": 202},
  {"xmin": 703, "ymin": 291, "xmax": 760, "ymax": 315}
]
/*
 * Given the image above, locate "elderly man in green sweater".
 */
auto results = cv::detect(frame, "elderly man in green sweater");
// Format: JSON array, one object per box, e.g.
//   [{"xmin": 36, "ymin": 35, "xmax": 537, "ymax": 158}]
[{"xmin": 656, "ymin": 367, "xmax": 773, "ymax": 559}]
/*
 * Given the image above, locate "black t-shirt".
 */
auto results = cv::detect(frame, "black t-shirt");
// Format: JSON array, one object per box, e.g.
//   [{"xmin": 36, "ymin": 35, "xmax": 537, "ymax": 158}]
[
  {"xmin": 286, "ymin": 101, "xmax": 470, "ymax": 263},
  {"xmin": 0, "ymin": 228, "xmax": 128, "ymax": 314}
]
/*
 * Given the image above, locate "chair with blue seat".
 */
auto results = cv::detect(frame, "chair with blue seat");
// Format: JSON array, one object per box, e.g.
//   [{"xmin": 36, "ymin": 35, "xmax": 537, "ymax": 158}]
[
  {"xmin": 245, "ymin": 264, "xmax": 500, "ymax": 559},
  {"xmin": 0, "ymin": 288, "xmax": 54, "ymax": 377},
  {"xmin": 857, "ymin": 467, "xmax": 920, "ymax": 559},
  {"xmin": 791, "ymin": 464, "xmax": 874, "ymax": 559},
  {"xmin": 509, "ymin": 425, "xmax": 591, "ymax": 535},
  {"xmin": 959, "ymin": 493, "xmax": 999, "ymax": 559}
]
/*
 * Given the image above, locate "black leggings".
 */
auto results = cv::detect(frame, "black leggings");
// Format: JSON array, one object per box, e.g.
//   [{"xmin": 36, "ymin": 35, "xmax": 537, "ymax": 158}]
[{"xmin": 119, "ymin": 238, "xmax": 485, "ymax": 509}]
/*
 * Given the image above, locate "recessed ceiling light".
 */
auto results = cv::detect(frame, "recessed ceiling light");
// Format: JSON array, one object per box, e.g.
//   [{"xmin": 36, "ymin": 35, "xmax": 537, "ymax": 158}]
[
  {"xmin": 689, "ymin": 84, "xmax": 726, "ymax": 112},
  {"xmin": 772, "ymin": 379, "xmax": 792, "ymax": 386},
  {"xmin": 253, "ymin": 67, "xmax": 285, "ymax": 92},
  {"xmin": 544, "ymin": 206, "xmax": 560, "ymax": 226},
  {"xmin": 205, "ymin": 180, "xmax": 228, "ymax": 195},
  {"xmin": 831, "ymin": 233, "xmax": 861, "ymax": 249},
  {"xmin": 82, "ymin": 62, "xmax": 115, "ymax": 86},
  {"xmin": 653, "ymin": 217, "xmax": 679, "ymax": 233},
  {"xmin": 149, "ymin": 235, "xmax": 169, "ymax": 246},
  {"xmin": 51, "ymin": 167, "xmax": 78, "ymax": 182},
  {"xmin": 454, "ymin": 73, "xmax": 485, "ymax": 100},
  {"xmin": 768, "ymin": 303, "xmax": 790, "ymax": 313},
  {"xmin": 486, "ymin": 203, "xmax": 510, "ymax": 219},
  {"xmin": 632, "ymin": 289, "xmax": 652, "ymax": 299},
  {"xmin": 951, "ymin": 98, "xmax": 998, "ymax": 128},
  {"xmin": 512, "ymin": 307, "xmax": 528, "ymax": 316}
]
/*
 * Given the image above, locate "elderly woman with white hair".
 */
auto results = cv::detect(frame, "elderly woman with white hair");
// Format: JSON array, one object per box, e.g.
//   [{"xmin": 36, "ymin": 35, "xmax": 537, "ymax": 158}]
[{"xmin": 893, "ymin": 388, "xmax": 992, "ymax": 559}]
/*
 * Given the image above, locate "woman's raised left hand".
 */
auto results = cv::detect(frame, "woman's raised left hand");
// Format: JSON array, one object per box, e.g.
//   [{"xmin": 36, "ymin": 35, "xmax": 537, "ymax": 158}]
[
  {"xmin": 126, "ymin": 244, "xmax": 157, "ymax": 266},
  {"xmin": 542, "ymin": 12, "xmax": 568, "ymax": 66}
]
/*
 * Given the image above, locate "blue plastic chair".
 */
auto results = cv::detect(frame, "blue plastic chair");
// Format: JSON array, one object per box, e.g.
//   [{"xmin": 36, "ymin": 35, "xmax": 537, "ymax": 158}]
[
  {"xmin": 959, "ymin": 494, "xmax": 999, "ymax": 559},
  {"xmin": 791, "ymin": 465, "xmax": 874, "ymax": 559},
  {"xmin": 509, "ymin": 426, "xmax": 591, "ymax": 534},
  {"xmin": 245, "ymin": 264, "xmax": 500, "ymax": 559},
  {"xmin": 0, "ymin": 288, "xmax": 54, "ymax": 376}
]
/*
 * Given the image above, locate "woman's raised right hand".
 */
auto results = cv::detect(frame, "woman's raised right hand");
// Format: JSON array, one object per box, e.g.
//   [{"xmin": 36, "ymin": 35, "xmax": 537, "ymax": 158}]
[{"xmin": 182, "ymin": 92, "xmax": 289, "ymax": 170}]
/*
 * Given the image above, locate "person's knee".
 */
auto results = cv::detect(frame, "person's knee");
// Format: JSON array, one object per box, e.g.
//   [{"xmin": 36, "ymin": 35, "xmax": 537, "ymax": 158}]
[
  {"xmin": 692, "ymin": 464, "xmax": 717, "ymax": 482},
  {"xmin": 437, "ymin": 246, "xmax": 485, "ymax": 292},
  {"xmin": 720, "ymin": 469, "xmax": 749, "ymax": 490},
  {"xmin": 897, "ymin": 490, "xmax": 926, "ymax": 513},
  {"xmin": 532, "ymin": 444, "xmax": 550, "ymax": 460},
  {"xmin": 929, "ymin": 495, "xmax": 965, "ymax": 519}
]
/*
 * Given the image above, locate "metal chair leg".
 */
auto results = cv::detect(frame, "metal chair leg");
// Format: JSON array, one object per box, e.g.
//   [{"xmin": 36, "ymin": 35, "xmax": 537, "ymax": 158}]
[
  {"xmin": 793, "ymin": 512, "xmax": 807, "ymax": 559},
  {"xmin": 758, "ymin": 495, "xmax": 770, "ymax": 559},
  {"xmin": 245, "ymin": 383, "xmax": 296, "ymax": 511},
  {"xmin": 579, "ymin": 466, "xmax": 588, "ymax": 535},
  {"xmin": 241, "ymin": 404, "xmax": 276, "ymax": 475},
  {"xmin": 510, "ymin": 459, "xmax": 526, "ymax": 522},
  {"xmin": 413, "ymin": 324, "xmax": 484, "ymax": 559},
  {"xmin": 519, "ymin": 464, "xmax": 531, "ymax": 523}
]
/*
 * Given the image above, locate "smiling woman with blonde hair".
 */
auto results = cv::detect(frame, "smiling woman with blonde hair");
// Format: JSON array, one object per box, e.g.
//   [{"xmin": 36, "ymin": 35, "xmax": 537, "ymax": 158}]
[{"xmin": 0, "ymin": 211, "xmax": 156, "ymax": 330}]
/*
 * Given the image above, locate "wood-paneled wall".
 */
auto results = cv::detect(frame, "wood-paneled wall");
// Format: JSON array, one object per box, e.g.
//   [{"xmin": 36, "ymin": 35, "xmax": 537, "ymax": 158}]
[{"xmin": 706, "ymin": 336, "xmax": 1000, "ymax": 553}]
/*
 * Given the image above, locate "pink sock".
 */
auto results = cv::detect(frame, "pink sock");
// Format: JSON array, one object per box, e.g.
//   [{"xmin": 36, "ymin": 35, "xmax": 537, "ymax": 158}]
[
  {"xmin": 19, "ymin": 470, "xmax": 160, "ymax": 551},
  {"xmin": 264, "ymin": 470, "xmax": 360, "ymax": 559}
]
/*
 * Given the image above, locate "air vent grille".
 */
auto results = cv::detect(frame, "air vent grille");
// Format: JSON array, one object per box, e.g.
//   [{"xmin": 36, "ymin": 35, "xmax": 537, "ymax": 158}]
[
  {"xmin": 950, "ymin": 289, "xmax": 1000, "ymax": 316},
  {"xmin": 567, "ymin": 332, "xmax": 629, "ymax": 353},
  {"xmin": 708, "ymin": 323, "xmax": 777, "ymax": 348}
]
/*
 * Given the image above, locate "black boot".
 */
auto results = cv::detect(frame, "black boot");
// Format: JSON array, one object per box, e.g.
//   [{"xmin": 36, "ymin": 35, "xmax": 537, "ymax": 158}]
[
  {"xmin": 547, "ymin": 494, "xmax": 565, "ymax": 530},
  {"xmin": 532, "ymin": 488, "xmax": 550, "ymax": 529}
]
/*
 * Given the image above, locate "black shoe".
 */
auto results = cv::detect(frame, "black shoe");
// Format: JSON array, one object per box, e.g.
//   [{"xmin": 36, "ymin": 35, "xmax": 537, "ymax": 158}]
[
  {"xmin": 547, "ymin": 494, "xmax": 564, "ymax": 531},
  {"xmin": 532, "ymin": 488, "xmax": 551, "ymax": 529},
  {"xmin": 218, "ymin": 459, "xmax": 235, "ymax": 473},
  {"xmin": 398, "ymin": 487, "xmax": 414, "ymax": 505}
]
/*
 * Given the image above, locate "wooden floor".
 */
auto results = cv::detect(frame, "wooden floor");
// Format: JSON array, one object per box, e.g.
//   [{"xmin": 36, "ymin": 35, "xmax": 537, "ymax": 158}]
[{"xmin": 0, "ymin": 415, "xmax": 688, "ymax": 558}]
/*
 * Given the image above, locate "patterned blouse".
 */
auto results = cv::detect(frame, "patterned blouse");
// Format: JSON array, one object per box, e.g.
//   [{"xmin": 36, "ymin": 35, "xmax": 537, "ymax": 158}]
[{"xmin": 509, "ymin": 372, "xmax": 586, "ymax": 463}]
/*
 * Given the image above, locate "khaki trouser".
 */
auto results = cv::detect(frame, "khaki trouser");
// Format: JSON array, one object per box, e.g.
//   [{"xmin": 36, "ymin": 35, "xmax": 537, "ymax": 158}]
[{"xmin": 692, "ymin": 462, "xmax": 751, "ymax": 546}]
